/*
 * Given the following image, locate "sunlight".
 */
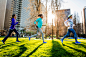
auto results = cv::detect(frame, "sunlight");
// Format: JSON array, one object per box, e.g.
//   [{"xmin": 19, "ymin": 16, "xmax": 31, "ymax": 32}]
[{"xmin": 48, "ymin": 10, "xmax": 55, "ymax": 23}]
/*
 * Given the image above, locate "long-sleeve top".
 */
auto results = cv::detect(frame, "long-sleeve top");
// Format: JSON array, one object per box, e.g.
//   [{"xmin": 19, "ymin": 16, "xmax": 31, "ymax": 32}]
[
  {"xmin": 64, "ymin": 19, "xmax": 75, "ymax": 29},
  {"xmin": 34, "ymin": 18, "xmax": 43, "ymax": 28},
  {"xmin": 10, "ymin": 18, "xmax": 18, "ymax": 29}
]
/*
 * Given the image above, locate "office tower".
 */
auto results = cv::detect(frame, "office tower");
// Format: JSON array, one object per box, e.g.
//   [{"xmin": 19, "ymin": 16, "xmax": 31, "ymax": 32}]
[
  {"xmin": 83, "ymin": 7, "xmax": 86, "ymax": 34},
  {"xmin": 0, "ymin": 0, "xmax": 7, "ymax": 30}
]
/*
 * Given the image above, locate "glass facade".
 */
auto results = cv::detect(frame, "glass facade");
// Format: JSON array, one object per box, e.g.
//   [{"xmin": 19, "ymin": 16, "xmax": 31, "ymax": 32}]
[
  {"xmin": 10, "ymin": 0, "xmax": 22, "ymax": 31},
  {"xmin": 20, "ymin": 0, "xmax": 30, "ymax": 28},
  {"xmin": 10, "ymin": 0, "xmax": 31, "ymax": 31}
]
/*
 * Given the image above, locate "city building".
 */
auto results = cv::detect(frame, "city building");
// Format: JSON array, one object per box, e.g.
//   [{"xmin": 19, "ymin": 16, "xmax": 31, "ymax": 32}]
[
  {"xmin": 57, "ymin": 9, "xmax": 70, "ymax": 36},
  {"xmin": 9, "ymin": 0, "xmax": 22, "ymax": 31},
  {"xmin": 4, "ymin": 0, "xmax": 22, "ymax": 31},
  {"xmin": 0, "ymin": 0, "xmax": 7, "ymax": 36},
  {"xmin": 83, "ymin": 7, "xmax": 86, "ymax": 34},
  {"xmin": 1, "ymin": 0, "xmax": 45, "ymax": 35},
  {"xmin": 20, "ymin": 0, "xmax": 30, "ymax": 29},
  {"xmin": 4, "ymin": 0, "xmax": 12, "ymax": 30},
  {"xmin": 0, "ymin": 0, "xmax": 7, "ymax": 30}
]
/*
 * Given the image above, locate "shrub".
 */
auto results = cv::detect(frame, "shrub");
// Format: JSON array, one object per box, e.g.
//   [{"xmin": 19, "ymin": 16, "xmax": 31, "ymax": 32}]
[{"xmin": 26, "ymin": 31, "xmax": 36, "ymax": 36}]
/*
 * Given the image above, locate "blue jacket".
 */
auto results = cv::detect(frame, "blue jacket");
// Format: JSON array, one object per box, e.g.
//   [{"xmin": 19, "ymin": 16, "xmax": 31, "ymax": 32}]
[
  {"xmin": 34, "ymin": 18, "xmax": 43, "ymax": 28},
  {"xmin": 10, "ymin": 18, "xmax": 18, "ymax": 29}
]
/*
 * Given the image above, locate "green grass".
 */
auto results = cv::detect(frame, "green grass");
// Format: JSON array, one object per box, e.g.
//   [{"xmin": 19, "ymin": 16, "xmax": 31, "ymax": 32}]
[{"xmin": 0, "ymin": 37, "xmax": 86, "ymax": 57}]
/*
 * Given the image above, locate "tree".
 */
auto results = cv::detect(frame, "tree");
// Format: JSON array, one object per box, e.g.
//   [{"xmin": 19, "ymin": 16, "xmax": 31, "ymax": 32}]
[
  {"xmin": 50, "ymin": 0, "xmax": 63, "ymax": 39},
  {"xmin": 73, "ymin": 12, "xmax": 82, "ymax": 37}
]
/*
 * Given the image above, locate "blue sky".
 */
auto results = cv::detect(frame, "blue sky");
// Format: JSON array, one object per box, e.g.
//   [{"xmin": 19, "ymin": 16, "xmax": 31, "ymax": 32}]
[{"xmin": 60, "ymin": 0, "xmax": 86, "ymax": 23}]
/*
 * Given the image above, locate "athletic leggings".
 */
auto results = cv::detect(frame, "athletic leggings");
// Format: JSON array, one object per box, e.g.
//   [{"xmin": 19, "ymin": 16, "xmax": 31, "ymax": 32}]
[
  {"xmin": 30, "ymin": 28, "xmax": 44, "ymax": 42},
  {"xmin": 62, "ymin": 28, "xmax": 77, "ymax": 42},
  {"xmin": 3, "ymin": 29, "xmax": 19, "ymax": 42}
]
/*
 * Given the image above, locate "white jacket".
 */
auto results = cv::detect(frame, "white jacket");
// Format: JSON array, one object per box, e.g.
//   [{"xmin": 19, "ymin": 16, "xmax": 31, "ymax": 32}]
[{"xmin": 64, "ymin": 19, "xmax": 75, "ymax": 29}]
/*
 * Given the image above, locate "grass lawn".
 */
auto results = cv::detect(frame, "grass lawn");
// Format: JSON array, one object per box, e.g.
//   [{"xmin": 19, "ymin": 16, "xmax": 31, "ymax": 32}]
[{"xmin": 0, "ymin": 37, "xmax": 86, "ymax": 57}]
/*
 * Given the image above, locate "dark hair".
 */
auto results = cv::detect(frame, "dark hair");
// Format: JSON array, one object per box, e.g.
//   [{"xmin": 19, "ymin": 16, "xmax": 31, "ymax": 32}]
[
  {"xmin": 67, "ymin": 15, "xmax": 72, "ymax": 20},
  {"xmin": 11, "ymin": 14, "xmax": 16, "ymax": 19},
  {"xmin": 38, "ymin": 14, "xmax": 43, "ymax": 17},
  {"xmin": 67, "ymin": 17, "xmax": 70, "ymax": 20}
]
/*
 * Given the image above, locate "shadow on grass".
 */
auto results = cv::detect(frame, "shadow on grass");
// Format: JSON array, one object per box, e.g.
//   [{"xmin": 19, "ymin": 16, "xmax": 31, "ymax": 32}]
[
  {"xmin": 0, "ymin": 42, "xmax": 18, "ymax": 49},
  {"xmin": 0, "ymin": 40, "xmax": 26, "ymax": 48},
  {"xmin": 79, "ymin": 44, "xmax": 86, "ymax": 48},
  {"xmin": 0, "ymin": 40, "xmax": 41, "ymax": 49},
  {"xmin": 13, "ymin": 44, "xmax": 27, "ymax": 57},
  {"xmin": 51, "ymin": 40, "xmax": 74, "ymax": 57},
  {"xmin": 63, "ymin": 44, "xmax": 86, "ymax": 56},
  {"xmin": 26, "ymin": 43, "xmax": 43, "ymax": 57},
  {"xmin": 72, "ymin": 42, "xmax": 86, "ymax": 48}
]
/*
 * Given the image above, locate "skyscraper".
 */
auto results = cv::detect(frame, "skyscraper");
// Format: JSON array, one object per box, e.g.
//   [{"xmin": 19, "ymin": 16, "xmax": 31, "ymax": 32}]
[
  {"xmin": 20, "ymin": 0, "xmax": 30, "ymax": 29},
  {"xmin": 0, "ymin": 0, "xmax": 7, "ymax": 30},
  {"xmin": 4, "ymin": 0, "xmax": 43, "ymax": 32},
  {"xmin": 4, "ymin": 0, "xmax": 12, "ymax": 30},
  {"xmin": 9, "ymin": 0, "xmax": 22, "ymax": 31},
  {"xmin": 83, "ymin": 7, "xmax": 86, "ymax": 34}
]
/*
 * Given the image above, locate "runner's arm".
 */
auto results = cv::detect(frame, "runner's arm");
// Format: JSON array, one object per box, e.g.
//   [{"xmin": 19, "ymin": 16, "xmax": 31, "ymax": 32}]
[
  {"xmin": 12, "ymin": 19, "xmax": 18, "ymax": 25},
  {"xmin": 34, "ymin": 18, "xmax": 39, "ymax": 25},
  {"xmin": 64, "ymin": 20, "xmax": 69, "ymax": 27}
]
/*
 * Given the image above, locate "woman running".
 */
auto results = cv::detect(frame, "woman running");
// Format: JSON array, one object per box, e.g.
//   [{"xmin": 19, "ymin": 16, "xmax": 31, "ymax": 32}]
[
  {"xmin": 2, "ymin": 14, "xmax": 20, "ymax": 44},
  {"xmin": 61, "ymin": 14, "xmax": 81, "ymax": 44},
  {"xmin": 29, "ymin": 14, "xmax": 47, "ymax": 43}
]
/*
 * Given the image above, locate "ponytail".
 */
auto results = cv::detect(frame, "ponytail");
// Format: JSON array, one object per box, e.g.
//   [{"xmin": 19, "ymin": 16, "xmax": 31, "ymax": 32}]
[{"xmin": 67, "ymin": 17, "xmax": 70, "ymax": 20}]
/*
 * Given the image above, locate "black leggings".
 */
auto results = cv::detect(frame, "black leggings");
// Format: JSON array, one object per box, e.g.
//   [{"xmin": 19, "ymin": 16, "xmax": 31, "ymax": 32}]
[{"xmin": 3, "ymin": 29, "xmax": 19, "ymax": 42}]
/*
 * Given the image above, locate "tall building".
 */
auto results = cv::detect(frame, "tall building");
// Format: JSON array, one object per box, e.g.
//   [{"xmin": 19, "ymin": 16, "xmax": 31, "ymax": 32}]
[
  {"xmin": 20, "ymin": 0, "xmax": 38, "ymax": 32},
  {"xmin": 57, "ymin": 9, "xmax": 70, "ymax": 36},
  {"xmin": 4, "ymin": 0, "xmax": 22, "ymax": 31},
  {"xmin": 83, "ymin": 7, "xmax": 86, "ymax": 34},
  {"xmin": 4, "ymin": 0, "xmax": 12, "ymax": 30},
  {"xmin": 4, "ymin": 0, "xmax": 43, "ymax": 32},
  {"xmin": 20, "ymin": 0, "xmax": 30, "ymax": 29},
  {"xmin": 0, "ymin": 0, "xmax": 7, "ymax": 30},
  {"xmin": 9, "ymin": 0, "xmax": 22, "ymax": 31}
]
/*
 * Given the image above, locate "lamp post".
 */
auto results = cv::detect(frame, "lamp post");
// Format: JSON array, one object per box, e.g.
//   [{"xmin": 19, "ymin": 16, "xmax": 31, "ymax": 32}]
[
  {"xmin": 51, "ymin": 14, "xmax": 55, "ymax": 40},
  {"xmin": 52, "ymin": 18, "xmax": 53, "ymax": 40}
]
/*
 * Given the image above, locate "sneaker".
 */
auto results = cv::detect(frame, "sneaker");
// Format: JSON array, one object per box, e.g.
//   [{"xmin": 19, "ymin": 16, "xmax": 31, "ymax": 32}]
[
  {"xmin": 43, "ymin": 41, "xmax": 47, "ymax": 43},
  {"xmin": 16, "ymin": 41, "xmax": 21, "ymax": 42},
  {"xmin": 61, "ymin": 39, "xmax": 63, "ymax": 44},
  {"xmin": 75, "ymin": 41, "xmax": 81, "ymax": 44},
  {"xmin": 2, "ymin": 40, "xmax": 5, "ymax": 44},
  {"xmin": 29, "ymin": 37, "xmax": 31, "ymax": 41}
]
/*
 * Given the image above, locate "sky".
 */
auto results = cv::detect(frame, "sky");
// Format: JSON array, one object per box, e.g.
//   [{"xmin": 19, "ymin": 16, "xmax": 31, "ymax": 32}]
[
  {"xmin": 41, "ymin": 0, "xmax": 86, "ymax": 23},
  {"xmin": 60, "ymin": 0, "xmax": 86, "ymax": 23}
]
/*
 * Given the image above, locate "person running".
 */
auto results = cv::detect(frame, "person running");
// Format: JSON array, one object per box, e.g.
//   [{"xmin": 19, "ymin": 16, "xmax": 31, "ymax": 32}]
[
  {"xmin": 29, "ymin": 14, "xmax": 47, "ymax": 43},
  {"xmin": 61, "ymin": 14, "xmax": 81, "ymax": 44},
  {"xmin": 2, "ymin": 14, "xmax": 20, "ymax": 44}
]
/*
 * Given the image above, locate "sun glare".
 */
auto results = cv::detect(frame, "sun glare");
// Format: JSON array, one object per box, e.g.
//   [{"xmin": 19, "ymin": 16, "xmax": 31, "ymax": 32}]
[{"xmin": 48, "ymin": 11, "xmax": 55, "ymax": 23}]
